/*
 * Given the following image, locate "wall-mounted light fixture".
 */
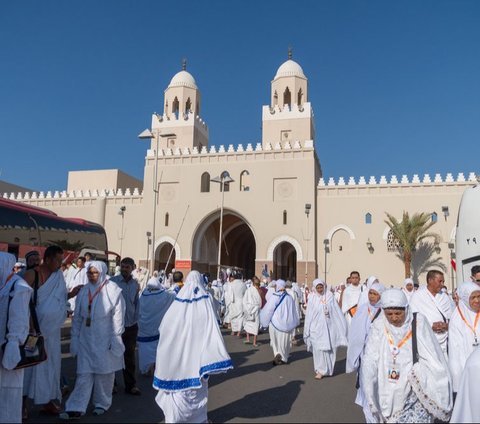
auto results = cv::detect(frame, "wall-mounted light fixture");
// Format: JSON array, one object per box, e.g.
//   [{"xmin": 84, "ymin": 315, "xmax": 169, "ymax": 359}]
[
  {"xmin": 442, "ymin": 206, "xmax": 449, "ymax": 221},
  {"xmin": 434, "ymin": 242, "xmax": 441, "ymax": 254},
  {"xmin": 366, "ymin": 239, "xmax": 374, "ymax": 254}
]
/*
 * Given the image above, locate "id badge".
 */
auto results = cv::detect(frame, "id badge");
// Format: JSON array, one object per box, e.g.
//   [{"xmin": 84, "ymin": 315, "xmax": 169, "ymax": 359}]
[
  {"xmin": 85, "ymin": 317, "xmax": 91, "ymax": 327},
  {"xmin": 387, "ymin": 367, "xmax": 400, "ymax": 383}
]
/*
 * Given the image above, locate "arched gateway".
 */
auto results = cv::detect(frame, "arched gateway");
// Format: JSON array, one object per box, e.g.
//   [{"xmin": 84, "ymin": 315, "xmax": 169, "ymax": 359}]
[{"xmin": 192, "ymin": 209, "xmax": 256, "ymax": 279}]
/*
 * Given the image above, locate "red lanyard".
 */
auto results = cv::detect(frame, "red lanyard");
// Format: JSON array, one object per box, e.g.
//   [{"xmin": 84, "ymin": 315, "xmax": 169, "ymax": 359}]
[
  {"xmin": 0, "ymin": 273, "xmax": 14, "ymax": 291},
  {"xmin": 384, "ymin": 326, "xmax": 412, "ymax": 363},
  {"xmin": 88, "ymin": 280, "xmax": 108, "ymax": 308}
]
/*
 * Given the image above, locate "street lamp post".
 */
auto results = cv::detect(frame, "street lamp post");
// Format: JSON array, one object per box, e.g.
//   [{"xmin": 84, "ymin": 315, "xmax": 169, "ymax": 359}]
[
  {"xmin": 118, "ymin": 206, "xmax": 126, "ymax": 257},
  {"xmin": 138, "ymin": 129, "xmax": 176, "ymax": 274},
  {"xmin": 211, "ymin": 171, "xmax": 234, "ymax": 280},
  {"xmin": 304, "ymin": 203, "xmax": 311, "ymax": 285},
  {"xmin": 323, "ymin": 239, "xmax": 330, "ymax": 283}
]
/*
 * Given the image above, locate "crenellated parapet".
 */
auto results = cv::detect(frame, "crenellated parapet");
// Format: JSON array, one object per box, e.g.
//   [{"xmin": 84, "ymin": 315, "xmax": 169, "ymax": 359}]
[
  {"xmin": 146, "ymin": 139, "xmax": 315, "ymax": 160},
  {"xmin": 318, "ymin": 172, "xmax": 478, "ymax": 190},
  {"xmin": 3, "ymin": 187, "xmax": 144, "ymax": 202},
  {"xmin": 262, "ymin": 102, "xmax": 313, "ymax": 121}
]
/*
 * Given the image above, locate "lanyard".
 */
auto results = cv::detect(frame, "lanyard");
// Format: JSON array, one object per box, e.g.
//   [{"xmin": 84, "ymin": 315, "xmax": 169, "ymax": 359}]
[
  {"xmin": 0, "ymin": 273, "xmax": 14, "ymax": 291},
  {"xmin": 456, "ymin": 306, "xmax": 480, "ymax": 345},
  {"xmin": 87, "ymin": 280, "xmax": 108, "ymax": 312},
  {"xmin": 368, "ymin": 307, "xmax": 377, "ymax": 321},
  {"xmin": 384, "ymin": 326, "xmax": 412, "ymax": 363}
]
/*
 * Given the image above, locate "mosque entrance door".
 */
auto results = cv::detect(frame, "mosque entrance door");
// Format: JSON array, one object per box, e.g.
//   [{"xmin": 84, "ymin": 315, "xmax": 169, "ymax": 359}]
[
  {"xmin": 192, "ymin": 210, "xmax": 256, "ymax": 279},
  {"xmin": 155, "ymin": 242, "xmax": 176, "ymax": 274},
  {"xmin": 273, "ymin": 241, "xmax": 297, "ymax": 281}
]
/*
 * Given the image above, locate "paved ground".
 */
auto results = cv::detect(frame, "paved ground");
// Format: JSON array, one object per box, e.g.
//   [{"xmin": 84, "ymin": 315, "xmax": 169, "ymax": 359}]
[{"xmin": 29, "ymin": 325, "xmax": 364, "ymax": 423}]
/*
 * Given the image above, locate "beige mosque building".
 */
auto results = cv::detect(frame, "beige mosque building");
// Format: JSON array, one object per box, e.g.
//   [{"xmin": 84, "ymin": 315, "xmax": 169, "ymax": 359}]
[{"xmin": 4, "ymin": 55, "xmax": 478, "ymax": 289}]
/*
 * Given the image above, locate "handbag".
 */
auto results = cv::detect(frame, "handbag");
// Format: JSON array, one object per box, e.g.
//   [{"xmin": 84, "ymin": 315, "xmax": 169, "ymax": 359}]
[{"xmin": 2, "ymin": 271, "xmax": 48, "ymax": 369}]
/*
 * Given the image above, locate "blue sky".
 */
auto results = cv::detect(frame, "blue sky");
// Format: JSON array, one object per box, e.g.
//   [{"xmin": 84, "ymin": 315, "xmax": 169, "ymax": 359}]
[{"xmin": 1, "ymin": 1, "xmax": 479, "ymax": 191}]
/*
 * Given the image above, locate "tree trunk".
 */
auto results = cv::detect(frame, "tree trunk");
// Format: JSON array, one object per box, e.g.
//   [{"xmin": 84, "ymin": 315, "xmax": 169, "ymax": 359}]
[{"xmin": 404, "ymin": 253, "xmax": 411, "ymax": 278}]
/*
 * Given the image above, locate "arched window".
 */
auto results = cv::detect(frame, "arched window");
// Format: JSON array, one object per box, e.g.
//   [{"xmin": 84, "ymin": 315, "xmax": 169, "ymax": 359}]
[
  {"xmin": 365, "ymin": 213, "xmax": 372, "ymax": 224},
  {"xmin": 273, "ymin": 91, "xmax": 278, "ymax": 107},
  {"xmin": 185, "ymin": 97, "xmax": 192, "ymax": 114},
  {"xmin": 283, "ymin": 87, "xmax": 291, "ymax": 108},
  {"xmin": 297, "ymin": 88, "xmax": 303, "ymax": 106},
  {"xmin": 431, "ymin": 212, "xmax": 438, "ymax": 223},
  {"xmin": 201, "ymin": 172, "xmax": 210, "ymax": 192},
  {"xmin": 165, "ymin": 213, "xmax": 169, "ymax": 227},
  {"xmin": 240, "ymin": 170, "xmax": 250, "ymax": 191},
  {"xmin": 387, "ymin": 229, "xmax": 400, "ymax": 252},
  {"xmin": 283, "ymin": 210, "xmax": 287, "ymax": 225},
  {"xmin": 172, "ymin": 97, "xmax": 179, "ymax": 118}
]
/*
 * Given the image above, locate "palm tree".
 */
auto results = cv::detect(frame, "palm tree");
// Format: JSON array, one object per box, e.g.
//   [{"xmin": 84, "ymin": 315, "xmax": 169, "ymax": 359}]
[{"xmin": 384, "ymin": 211, "xmax": 440, "ymax": 278}]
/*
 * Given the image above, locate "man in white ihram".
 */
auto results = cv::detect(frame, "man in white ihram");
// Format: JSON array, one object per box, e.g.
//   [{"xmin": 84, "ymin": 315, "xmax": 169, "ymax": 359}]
[{"xmin": 224, "ymin": 270, "xmax": 246, "ymax": 337}]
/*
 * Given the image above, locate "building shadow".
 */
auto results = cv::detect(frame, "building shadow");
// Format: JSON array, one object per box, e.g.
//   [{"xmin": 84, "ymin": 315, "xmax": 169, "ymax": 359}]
[{"xmin": 208, "ymin": 380, "xmax": 304, "ymax": 422}]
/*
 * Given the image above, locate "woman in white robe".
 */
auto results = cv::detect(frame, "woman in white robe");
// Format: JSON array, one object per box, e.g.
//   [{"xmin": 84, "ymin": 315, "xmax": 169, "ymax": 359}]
[
  {"xmin": 23, "ymin": 264, "xmax": 68, "ymax": 409},
  {"xmin": 346, "ymin": 282, "xmax": 385, "ymax": 423},
  {"xmin": 60, "ymin": 261, "xmax": 125, "ymax": 420},
  {"xmin": 450, "ymin": 345, "xmax": 480, "ymax": 423},
  {"xmin": 402, "ymin": 278, "xmax": 415, "ymax": 303},
  {"xmin": 137, "ymin": 278, "xmax": 175, "ymax": 375},
  {"xmin": 260, "ymin": 279, "xmax": 300, "ymax": 365},
  {"xmin": 304, "ymin": 279, "xmax": 347, "ymax": 379},
  {"xmin": 153, "ymin": 271, "xmax": 232, "ymax": 423},
  {"xmin": 448, "ymin": 281, "xmax": 480, "ymax": 393},
  {"xmin": 243, "ymin": 280, "xmax": 262, "ymax": 346},
  {"xmin": 358, "ymin": 276, "xmax": 379, "ymax": 307},
  {"xmin": 361, "ymin": 289, "xmax": 452, "ymax": 423},
  {"xmin": 0, "ymin": 252, "xmax": 32, "ymax": 424}
]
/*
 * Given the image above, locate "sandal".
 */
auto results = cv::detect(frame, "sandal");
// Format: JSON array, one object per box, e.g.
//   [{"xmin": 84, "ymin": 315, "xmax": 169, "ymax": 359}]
[
  {"xmin": 125, "ymin": 386, "xmax": 142, "ymax": 396},
  {"xmin": 59, "ymin": 411, "xmax": 82, "ymax": 420}
]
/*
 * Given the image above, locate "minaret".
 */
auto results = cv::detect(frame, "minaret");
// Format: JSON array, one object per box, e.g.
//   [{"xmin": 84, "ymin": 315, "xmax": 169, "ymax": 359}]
[
  {"xmin": 150, "ymin": 60, "xmax": 209, "ymax": 151},
  {"xmin": 262, "ymin": 49, "xmax": 315, "ymax": 147}
]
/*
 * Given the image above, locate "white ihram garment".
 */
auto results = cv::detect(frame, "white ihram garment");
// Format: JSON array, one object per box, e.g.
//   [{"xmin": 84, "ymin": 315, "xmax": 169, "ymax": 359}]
[
  {"xmin": 66, "ymin": 262, "xmax": 125, "ymax": 413},
  {"xmin": 260, "ymin": 285, "xmax": 300, "ymax": 362},
  {"xmin": 451, "ymin": 345, "xmax": 480, "ymax": 423},
  {"xmin": 0, "ymin": 253, "xmax": 32, "ymax": 424},
  {"xmin": 225, "ymin": 279, "xmax": 246, "ymax": 332},
  {"xmin": 304, "ymin": 280, "xmax": 347, "ymax": 376},
  {"xmin": 154, "ymin": 271, "xmax": 232, "ymax": 423},
  {"xmin": 341, "ymin": 285, "xmax": 362, "ymax": 326},
  {"xmin": 24, "ymin": 270, "xmax": 67, "ymax": 404},
  {"xmin": 242, "ymin": 286, "xmax": 262, "ymax": 336},
  {"xmin": 137, "ymin": 287, "xmax": 175, "ymax": 374},
  {"xmin": 448, "ymin": 282, "xmax": 480, "ymax": 392},
  {"xmin": 410, "ymin": 286, "xmax": 454, "ymax": 356},
  {"xmin": 67, "ymin": 267, "xmax": 87, "ymax": 313},
  {"xmin": 362, "ymin": 289, "xmax": 452, "ymax": 423}
]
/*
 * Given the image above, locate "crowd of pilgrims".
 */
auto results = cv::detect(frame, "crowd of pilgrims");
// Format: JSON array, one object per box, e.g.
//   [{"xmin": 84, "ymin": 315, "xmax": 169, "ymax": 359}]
[{"xmin": 1, "ymin": 247, "xmax": 480, "ymax": 423}]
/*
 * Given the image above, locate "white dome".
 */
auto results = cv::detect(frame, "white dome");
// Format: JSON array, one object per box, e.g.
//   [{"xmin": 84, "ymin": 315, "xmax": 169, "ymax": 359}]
[
  {"xmin": 274, "ymin": 59, "xmax": 306, "ymax": 79},
  {"xmin": 168, "ymin": 70, "xmax": 198, "ymax": 89}
]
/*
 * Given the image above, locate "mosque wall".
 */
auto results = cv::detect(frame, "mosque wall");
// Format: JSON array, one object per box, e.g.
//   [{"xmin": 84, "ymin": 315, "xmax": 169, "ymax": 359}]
[{"xmin": 317, "ymin": 172, "xmax": 477, "ymax": 289}]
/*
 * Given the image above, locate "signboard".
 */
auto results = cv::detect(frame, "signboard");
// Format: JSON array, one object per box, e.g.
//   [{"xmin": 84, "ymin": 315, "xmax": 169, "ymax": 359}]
[{"xmin": 175, "ymin": 260, "xmax": 192, "ymax": 269}]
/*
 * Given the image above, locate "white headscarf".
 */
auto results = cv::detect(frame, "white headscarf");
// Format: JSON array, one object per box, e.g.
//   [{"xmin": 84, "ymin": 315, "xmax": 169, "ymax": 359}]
[
  {"xmin": 370, "ymin": 282, "xmax": 386, "ymax": 297},
  {"xmin": 146, "ymin": 276, "xmax": 163, "ymax": 291},
  {"xmin": 87, "ymin": 261, "xmax": 108, "ymax": 286},
  {"xmin": 276, "ymin": 279, "xmax": 286, "ymax": 290},
  {"xmin": 260, "ymin": 279, "xmax": 300, "ymax": 332},
  {"xmin": 358, "ymin": 276, "xmax": 379, "ymax": 306},
  {"xmin": 153, "ymin": 271, "xmax": 232, "ymax": 392},
  {"xmin": 458, "ymin": 281, "xmax": 480, "ymax": 312},
  {"xmin": 381, "ymin": 288, "xmax": 409, "ymax": 309}
]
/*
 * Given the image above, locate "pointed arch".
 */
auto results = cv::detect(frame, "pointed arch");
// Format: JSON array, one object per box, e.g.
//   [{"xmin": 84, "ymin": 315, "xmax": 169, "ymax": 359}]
[
  {"xmin": 283, "ymin": 87, "xmax": 291, "ymax": 108},
  {"xmin": 365, "ymin": 213, "xmax": 372, "ymax": 224},
  {"xmin": 185, "ymin": 97, "xmax": 192, "ymax": 114},
  {"xmin": 172, "ymin": 97, "xmax": 179, "ymax": 118},
  {"xmin": 201, "ymin": 172, "xmax": 210, "ymax": 193},
  {"xmin": 297, "ymin": 88, "xmax": 303, "ymax": 106}
]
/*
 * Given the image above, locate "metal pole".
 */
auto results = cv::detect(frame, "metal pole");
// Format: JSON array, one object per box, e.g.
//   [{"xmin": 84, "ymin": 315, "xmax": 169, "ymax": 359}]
[
  {"xmin": 305, "ymin": 214, "xmax": 309, "ymax": 285},
  {"xmin": 151, "ymin": 132, "xmax": 159, "ymax": 274},
  {"xmin": 163, "ymin": 205, "xmax": 190, "ymax": 275},
  {"xmin": 324, "ymin": 246, "xmax": 327, "ymax": 283},
  {"xmin": 217, "ymin": 179, "xmax": 225, "ymax": 280},
  {"xmin": 120, "ymin": 213, "xmax": 125, "ymax": 257}
]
